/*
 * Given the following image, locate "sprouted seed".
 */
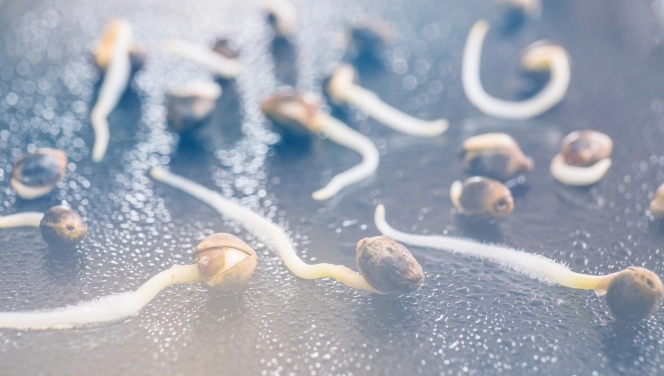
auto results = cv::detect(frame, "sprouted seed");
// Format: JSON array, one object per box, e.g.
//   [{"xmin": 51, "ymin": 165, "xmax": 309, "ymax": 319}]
[
  {"xmin": 0, "ymin": 206, "xmax": 87, "ymax": 247},
  {"xmin": 649, "ymin": 183, "xmax": 664, "ymax": 219},
  {"xmin": 263, "ymin": 0, "xmax": 297, "ymax": 37},
  {"xmin": 450, "ymin": 177, "xmax": 514, "ymax": 218},
  {"xmin": 166, "ymin": 81, "xmax": 222, "ymax": 134},
  {"xmin": 0, "ymin": 233, "xmax": 257, "ymax": 330},
  {"xmin": 0, "ymin": 206, "xmax": 88, "ymax": 247},
  {"xmin": 10, "ymin": 148, "xmax": 67, "ymax": 199},
  {"xmin": 324, "ymin": 64, "xmax": 448, "ymax": 137},
  {"xmin": 261, "ymin": 89, "xmax": 379, "ymax": 200},
  {"xmin": 90, "ymin": 19, "xmax": 134, "ymax": 162},
  {"xmin": 150, "ymin": 167, "xmax": 423, "ymax": 294},
  {"xmin": 462, "ymin": 20, "xmax": 571, "ymax": 119},
  {"xmin": 460, "ymin": 133, "xmax": 534, "ymax": 181},
  {"xmin": 374, "ymin": 204, "xmax": 664, "ymax": 321},
  {"xmin": 165, "ymin": 39, "xmax": 242, "ymax": 79},
  {"xmin": 550, "ymin": 130, "xmax": 612, "ymax": 186}
]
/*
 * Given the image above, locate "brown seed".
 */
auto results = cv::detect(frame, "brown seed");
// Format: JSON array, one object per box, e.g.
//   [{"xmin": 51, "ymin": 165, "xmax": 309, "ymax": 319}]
[
  {"xmin": 193, "ymin": 233, "xmax": 258, "ymax": 293},
  {"xmin": 260, "ymin": 89, "xmax": 322, "ymax": 135},
  {"xmin": 39, "ymin": 206, "xmax": 87, "ymax": 247},
  {"xmin": 605, "ymin": 267, "xmax": 664, "ymax": 322},
  {"xmin": 356, "ymin": 235, "xmax": 424, "ymax": 294},
  {"xmin": 560, "ymin": 130, "xmax": 612, "ymax": 167},
  {"xmin": 451, "ymin": 177, "xmax": 514, "ymax": 218},
  {"xmin": 11, "ymin": 148, "xmax": 67, "ymax": 199}
]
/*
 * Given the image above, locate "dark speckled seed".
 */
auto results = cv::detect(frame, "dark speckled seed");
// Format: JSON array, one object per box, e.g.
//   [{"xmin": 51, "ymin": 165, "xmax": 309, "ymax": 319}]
[
  {"xmin": 456, "ymin": 177, "xmax": 514, "ymax": 217},
  {"xmin": 39, "ymin": 206, "xmax": 87, "ymax": 247},
  {"xmin": 12, "ymin": 149, "xmax": 66, "ymax": 188},
  {"xmin": 356, "ymin": 235, "xmax": 424, "ymax": 294},
  {"xmin": 605, "ymin": 267, "xmax": 664, "ymax": 322}
]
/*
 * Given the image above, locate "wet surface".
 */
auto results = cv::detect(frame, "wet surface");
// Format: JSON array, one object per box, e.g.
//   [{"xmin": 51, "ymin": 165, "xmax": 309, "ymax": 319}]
[{"xmin": 0, "ymin": 0, "xmax": 664, "ymax": 375}]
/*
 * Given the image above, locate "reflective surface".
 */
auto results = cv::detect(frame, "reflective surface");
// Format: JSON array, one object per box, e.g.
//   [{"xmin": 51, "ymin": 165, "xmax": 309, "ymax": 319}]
[{"xmin": 0, "ymin": 0, "xmax": 664, "ymax": 374}]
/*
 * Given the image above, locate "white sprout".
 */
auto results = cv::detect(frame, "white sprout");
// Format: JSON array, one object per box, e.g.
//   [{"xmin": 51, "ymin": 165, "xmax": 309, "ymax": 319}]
[
  {"xmin": 90, "ymin": 20, "xmax": 133, "ymax": 162},
  {"xmin": 462, "ymin": 20, "xmax": 571, "ymax": 120},
  {"xmin": 263, "ymin": 0, "xmax": 297, "ymax": 37},
  {"xmin": 0, "ymin": 264, "xmax": 204, "ymax": 330},
  {"xmin": 374, "ymin": 204, "xmax": 614, "ymax": 294},
  {"xmin": 165, "ymin": 40, "xmax": 242, "ymax": 79},
  {"xmin": 327, "ymin": 65, "xmax": 448, "ymax": 137},
  {"xmin": 149, "ymin": 167, "xmax": 381, "ymax": 293},
  {"xmin": 310, "ymin": 114, "xmax": 380, "ymax": 200},
  {"xmin": 0, "ymin": 212, "xmax": 44, "ymax": 228},
  {"xmin": 549, "ymin": 154, "xmax": 612, "ymax": 186}
]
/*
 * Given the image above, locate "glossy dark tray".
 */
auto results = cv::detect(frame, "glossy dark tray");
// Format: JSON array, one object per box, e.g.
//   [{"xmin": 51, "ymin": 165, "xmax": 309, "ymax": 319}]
[{"xmin": 0, "ymin": 0, "xmax": 663, "ymax": 375}]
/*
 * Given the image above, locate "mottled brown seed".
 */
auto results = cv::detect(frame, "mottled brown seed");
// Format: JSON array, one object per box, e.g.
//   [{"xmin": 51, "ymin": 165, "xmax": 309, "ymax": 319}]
[
  {"xmin": 39, "ymin": 206, "xmax": 87, "ymax": 247},
  {"xmin": 560, "ymin": 130, "xmax": 612, "ymax": 167},
  {"xmin": 356, "ymin": 235, "xmax": 424, "ymax": 294},
  {"xmin": 455, "ymin": 177, "xmax": 514, "ymax": 217},
  {"xmin": 193, "ymin": 233, "xmax": 258, "ymax": 293},
  {"xmin": 606, "ymin": 267, "xmax": 664, "ymax": 322}
]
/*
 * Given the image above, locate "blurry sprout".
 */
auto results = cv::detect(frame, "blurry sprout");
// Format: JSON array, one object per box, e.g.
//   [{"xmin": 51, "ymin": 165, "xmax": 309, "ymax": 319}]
[
  {"xmin": 0, "ymin": 233, "xmax": 257, "ymax": 330},
  {"xmin": 462, "ymin": 20, "xmax": 571, "ymax": 119},
  {"xmin": 375, "ymin": 204, "xmax": 664, "ymax": 322},
  {"xmin": 90, "ymin": 19, "xmax": 134, "ymax": 162},
  {"xmin": 261, "ymin": 89, "xmax": 379, "ymax": 200},
  {"xmin": 165, "ymin": 39, "xmax": 242, "ymax": 79},
  {"xmin": 460, "ymin": 133, "xmax": 533, "ymax": 181},
  {"xmin": 550, "ymin": 130, "xmax": 612, "ymax": 186},
  {"xmin": 0, "ymin": 206, "xmax": 87, "ymax": 247},
  {"xmin": 324, "ymin": 64, "xmax": 448, "ymax": 137},
  {"xmin": 649, "ymin": 183, "xmax": 664, "ymax": 219},
  {"xmin": 166, "ymin": 81, "xmax": 222, "ymax": 134},
  {"xmin": 150, "ymin": 167, "xmax": 423, "ymax": 294},
  {"xmin": 343, "ymin": 19, "xmax": 394, "ymax": 63},
  {"xmin": 11, "ymin": 148, "xmax": 67, "ymax": 199},
  {"xmin": 263, "ymin": 0, "xmax": 297, "ymax": 37},
  {"xmin": 450, "ymin": 177, "xmax": 514, "ymax": 218}
]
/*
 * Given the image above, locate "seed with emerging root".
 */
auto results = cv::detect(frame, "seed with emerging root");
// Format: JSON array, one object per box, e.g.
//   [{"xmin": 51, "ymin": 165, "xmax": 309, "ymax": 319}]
[
  {"xmin": 460, "ymin": 133, "xmax": 533, "ymax": 181},
  {"xmin": 261, "ymin": 89, "xmax": 380, "ymax": 200},
  {"xmin": 90, "ymin": 19, "xmax": 134, "ymax": 162},
  {"xmin": 260, "ymin": 89, "xmax": 323, "ymax": 136},
  {"xmin": 0, "ymin": 232, "xmax": 256, "ymax": 330},
  {"xmin": 166, "ymin": 81, "xmax": 222, "ymax": 134},
  {"xmin": 550, "ymin": 130, "xmax": 612, "ymax": 186},
  {"xmin": 450, "ymin": 177, "xmax": 514, "ymax": 218},
  {"xmin": 0, "ymin": 205, "xmax": 87, "ymax": 247},
  {"xmin": 324, "ymin": 64, "xmax": 448, "ymax": 137},
  {"xmin": 375, "ymin": 204, "xmax": 664, "ymax": 322},
  {"xmin": 11, "ymin": 148, "xmax": 67, "ymax": 199},
  {"xmin": 193, "ymin": 233, "xmax": 258, "ymax": 293},
  {"xmin": 462, "ymin": 20, "xmax": 571, "ymax": 119}
]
